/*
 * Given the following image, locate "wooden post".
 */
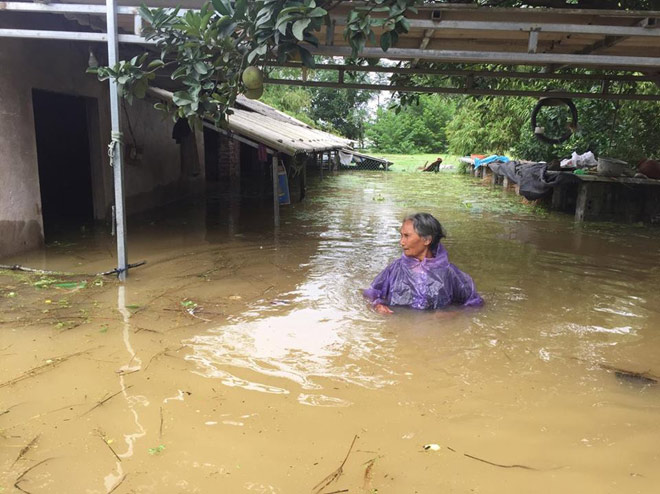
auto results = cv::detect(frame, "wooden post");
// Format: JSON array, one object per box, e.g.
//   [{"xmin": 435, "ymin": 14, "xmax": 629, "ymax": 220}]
[
  {"xmin": 502, "ymin": 176, "xmax": 515, "ymax": 189},
  {"xmin": 575, "ymin": 182, "xmax": 607, "ymax": 221},
  {"xmin": 272, "ymin": 155, "xmax": 280, "ymax": 227},
  {"xmin": 551, "ymin": 185, "xmax": 567, "ymax": 210}
]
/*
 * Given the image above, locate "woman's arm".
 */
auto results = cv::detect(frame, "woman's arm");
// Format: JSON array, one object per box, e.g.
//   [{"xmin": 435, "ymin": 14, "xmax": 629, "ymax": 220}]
[
  {"xmin": 449, "ymin": 265, "xmax": 484, "ymax": 307},
  {"xmin": 363, "ymin": 262, "xmax": 396, "ymax": 311}
]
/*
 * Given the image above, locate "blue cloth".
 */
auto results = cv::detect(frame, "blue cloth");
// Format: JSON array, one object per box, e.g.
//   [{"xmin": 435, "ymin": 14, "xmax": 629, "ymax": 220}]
[
  {"xmin": 474, "ymin": 155, "xmax": 509, "ymax": 169},
  {"xmin": 364, "ymin": 245, "xmax": 483, "ymax": 310}
]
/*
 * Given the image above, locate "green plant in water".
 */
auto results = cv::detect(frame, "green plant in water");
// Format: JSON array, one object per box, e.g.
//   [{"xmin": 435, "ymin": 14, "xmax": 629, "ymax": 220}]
[
  {"xmin": 33, "ymin": 277, "xmax": 58, "ymax": 289},
  {"xmin": 148, "ymin": 445, "xmax": 166, "ymax": 455}
]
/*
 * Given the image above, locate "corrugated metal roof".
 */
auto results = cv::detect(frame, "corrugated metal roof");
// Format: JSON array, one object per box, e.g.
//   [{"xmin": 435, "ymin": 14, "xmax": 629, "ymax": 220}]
[
  {"xmin": 147, "ymin": 87, "xmax": 351, "ymax": 156},
  {"xmin": 234, "ymin": 95, "xmax": 312, "ymax": 128},
  {"xmin": 227, "ymin": 108, "xmax": 351, "ymax": 156}
]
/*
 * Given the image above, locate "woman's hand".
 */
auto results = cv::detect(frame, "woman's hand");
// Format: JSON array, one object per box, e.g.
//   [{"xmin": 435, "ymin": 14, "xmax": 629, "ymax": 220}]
[{"xmin": 374, "ymin": 303, "xmax": 393, "ymax": 314}]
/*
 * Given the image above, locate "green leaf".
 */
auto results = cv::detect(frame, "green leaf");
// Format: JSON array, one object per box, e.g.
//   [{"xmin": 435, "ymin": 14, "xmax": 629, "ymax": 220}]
[
  {"xmin": 172, "ymin": 90, "xmax": 195, "ymax": 106},
  {"xmin": 211, "ymin": 0, "xmax": 232, "ymax": 16},
  {"xmin": 248, "ymin": 44, "xmax": 268, "ymax": 63},
  {"xmin": 235, "ymin": 0, "xmax": 247, "ymax": 18},
  {"xmin": 278, "ymin": 6, "xmax": 307, "ymax": 17},
  {"xmin": 148, "ymin": 444, "xmax": 166, "ymax": 455},
  {"xmin": 298, "ymin": 46, "xmax": 315, "ymax": 68},
  {"xmin": 308, "ymin": 7, "xmax": 327, "ymax": 17},
  {"xmin": 147, "ymin": 59, "xmax": 165, "ymax": 70},
  {"xmin": 138, "ymin": 5, "xmax": 154, "ymax": 24},
  {"xmin": 194, "ymin": 61, "xmax": 209, "ymax": 74},
  {"xmin": 292, "ymin": 18, "xmax": 311, "ymax": 41},
  {"xmin": 277, "ymin": 20, "xmax": 289, "ymax": 36},
  {"xmin": 399, "ymin": 17, "xmax": 411, "ymax": 33},
  {"xmin": 134, "ymin": 79, "xmax": 148, "ymax": 99},
  {"xmin": 171, "ymin": 66, "xmax": 187, "ymax": 80},
  {"xmin": 256, "ymin": 8, "xmax": 273, "ymax": 27},
  {"xmin": 303, "ymin": 32, "xmax": 319, "ymax": 47},
  {"xmin": 380, "ymin": 31, "xmax": 391, "ymax": 51}
]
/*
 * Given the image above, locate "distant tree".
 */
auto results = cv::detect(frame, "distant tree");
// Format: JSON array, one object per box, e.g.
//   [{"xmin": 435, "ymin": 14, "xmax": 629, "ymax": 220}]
[
  {"xmin": 261, "ymin": 68, "xmax": 316, "ymax": 126},
  {"xmin": 367, "ymin": 94, "xmax": 455, "ymax": 153},
  {"xmin": 309, "ymin": 86, "xmax": 372, "ymax": 142}
]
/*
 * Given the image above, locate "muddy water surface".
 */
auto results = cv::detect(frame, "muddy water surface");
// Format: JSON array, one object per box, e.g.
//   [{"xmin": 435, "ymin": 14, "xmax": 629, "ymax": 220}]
[{"xmin": 2, "ymin": 171, "xmax": 660, "ymax": 493}]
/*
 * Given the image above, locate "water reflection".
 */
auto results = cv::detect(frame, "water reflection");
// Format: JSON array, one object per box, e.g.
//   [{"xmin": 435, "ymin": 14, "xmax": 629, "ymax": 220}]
[{"xmin": 186, "ymin": 306, "xmax": 397, "ymax": 401}]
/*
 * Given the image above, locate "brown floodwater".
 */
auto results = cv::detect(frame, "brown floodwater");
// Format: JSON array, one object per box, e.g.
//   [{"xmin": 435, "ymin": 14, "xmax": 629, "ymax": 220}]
[{"xmin": 2, "ymin": 170, "xmax": 660, "ymax": 493}]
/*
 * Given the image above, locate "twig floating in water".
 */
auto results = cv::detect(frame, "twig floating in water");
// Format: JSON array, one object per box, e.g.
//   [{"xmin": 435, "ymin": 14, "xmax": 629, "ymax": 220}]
[
  {"xmin": 108, "ymin": 474, "xmax": 127, "ymax": 494},
  {"xmin": 13, "ymin": 435, "xmax": 40, "ymax": 466},
  {"xmin": 1, "ymin": 403, "xmax": 19, "ymax": 416},
  {"xmin": 159, "ymin": 406, "xmax": 164, "ymax": 439},
  {"xmin": 82, "ymin": 386, "xmax": 133, "ymax": 416},
  {"xmin": 444, "ymin": 445, "xmax": 550, "ymax": 471},
  {"xmin": 312, "ymin": 434, "xmax": 358, "ymax": 494},
  {"xmin": 462, "ymin": 453, "xmax": 538, "ymax": 470},
  {"xmin": 363, "ymin": 456, "xmax": 379, "ymax": 491},
  {"xmin": 97, "ymin": 432, "xmax": 122, "ymax": 463},
  {"xmin": 144, "ymin": 346, "xmax": 184, "ymax": 371},
  {"xmin": 0, "ymin": 260, "xmax": 146, "ymax": 277},
  {"xmin": 0, "ymin": 350, "xmax": 87, "ymax": 389},
  {"xmin": 598, "ymin": 364, "xmax": 659, "ymax": 385},
  {"xmin": 0, "ymin": 264, "xmax": 75, "ymax": 276},
  {"xmin": 14, "ymin": 457, "xmax": 54, "ymax": 493}
]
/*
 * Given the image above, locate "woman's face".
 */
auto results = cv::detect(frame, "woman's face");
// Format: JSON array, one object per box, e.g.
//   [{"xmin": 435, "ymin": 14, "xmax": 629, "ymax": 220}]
[{"xmin": 400, "ymin": 220, "xmax": 431, "ymax": 261}]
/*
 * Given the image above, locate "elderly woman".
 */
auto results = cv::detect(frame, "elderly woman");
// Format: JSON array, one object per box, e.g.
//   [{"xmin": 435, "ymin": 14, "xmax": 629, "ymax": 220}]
[{"xmin": 364, "ymin": 213, "xmax": 483, "ymax": 314}]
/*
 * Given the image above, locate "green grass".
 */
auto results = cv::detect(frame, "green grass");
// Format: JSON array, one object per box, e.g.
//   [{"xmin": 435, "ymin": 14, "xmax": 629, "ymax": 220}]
[{"xmin": 361, "ymin": 153, "xmax": 463, "ymax": 172}]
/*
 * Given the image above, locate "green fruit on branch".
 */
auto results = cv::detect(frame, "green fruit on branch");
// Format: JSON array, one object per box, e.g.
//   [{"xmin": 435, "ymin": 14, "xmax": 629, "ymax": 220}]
[
  {"xmin": 245, "ymin": 86, "xmax": 264, "ymax": 100},
  {"xmin": 242, "ymin": 66, "xmax": 264, "ymax": 90}
]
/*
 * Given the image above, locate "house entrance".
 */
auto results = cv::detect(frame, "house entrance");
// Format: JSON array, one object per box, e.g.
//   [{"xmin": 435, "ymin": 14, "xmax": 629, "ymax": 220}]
[{"xmin": 32, "ymin": 89, "xmax": 95, "ymax": 242}]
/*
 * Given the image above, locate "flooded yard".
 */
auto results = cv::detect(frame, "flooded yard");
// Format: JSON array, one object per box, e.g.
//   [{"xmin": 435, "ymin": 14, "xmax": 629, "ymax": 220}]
[{"xmin": 2, "ymin": 171, "xmax": 660, "ymax": 493}]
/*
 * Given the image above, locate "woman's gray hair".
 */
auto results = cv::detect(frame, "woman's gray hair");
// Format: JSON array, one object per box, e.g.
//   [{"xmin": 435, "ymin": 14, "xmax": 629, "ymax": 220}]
[{"xmin": 403, "ymin": 212, "xmax": 446, "ymax": 250}]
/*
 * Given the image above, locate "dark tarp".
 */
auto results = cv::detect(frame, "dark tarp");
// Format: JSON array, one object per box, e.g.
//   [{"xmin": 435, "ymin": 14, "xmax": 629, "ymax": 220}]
[{"xmin": 489, "ymin": 161, "xmax": 581, "ymax": 200}]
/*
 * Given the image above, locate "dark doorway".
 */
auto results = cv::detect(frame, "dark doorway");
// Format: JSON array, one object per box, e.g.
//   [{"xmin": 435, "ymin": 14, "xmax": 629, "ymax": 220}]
[
  {"xmin": 32, "ymin": 90, "xmax": 94, "ymax": 241},
  {"xmin": 203, "ymin": 126, "xmax": 220, "ymax": 182}
]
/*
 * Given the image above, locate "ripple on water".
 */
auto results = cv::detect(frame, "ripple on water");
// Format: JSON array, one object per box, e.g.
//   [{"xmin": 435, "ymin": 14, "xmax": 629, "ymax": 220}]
[{"xmin": 184, "ymin": 307, "xmax": 398, "ymax": 401}]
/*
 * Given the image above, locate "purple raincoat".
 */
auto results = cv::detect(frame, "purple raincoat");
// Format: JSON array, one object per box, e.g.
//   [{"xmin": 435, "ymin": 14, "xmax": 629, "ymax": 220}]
[{"xmin": 364, "ymin": 245, "xmax": 483, "ymax": 310}]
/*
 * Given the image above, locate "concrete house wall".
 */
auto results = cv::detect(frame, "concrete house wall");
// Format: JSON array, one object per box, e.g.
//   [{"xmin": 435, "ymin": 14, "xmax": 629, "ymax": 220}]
[{"xmin": 0, "ymin": 34, "xmax": 202, "ymax": 258}]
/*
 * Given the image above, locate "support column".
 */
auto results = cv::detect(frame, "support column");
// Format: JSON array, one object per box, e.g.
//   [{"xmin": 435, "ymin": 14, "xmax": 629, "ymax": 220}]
[
  {"xmin": 106, "ymin": 0, "xmax": 128, "ymax": 281},
  {"xmin": 272, "ymin": 155, "xmax": 280, "ymax": 227}
]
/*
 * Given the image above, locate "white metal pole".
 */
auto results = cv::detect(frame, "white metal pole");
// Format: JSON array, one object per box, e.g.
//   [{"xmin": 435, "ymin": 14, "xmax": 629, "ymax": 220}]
[
  {"xmin": 272, "ymin": 155, "xmax": 280, "ymax": 227},
  {"xmin": 106, "ymin": 0, "xmax": 128, "ymax": 281}
]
